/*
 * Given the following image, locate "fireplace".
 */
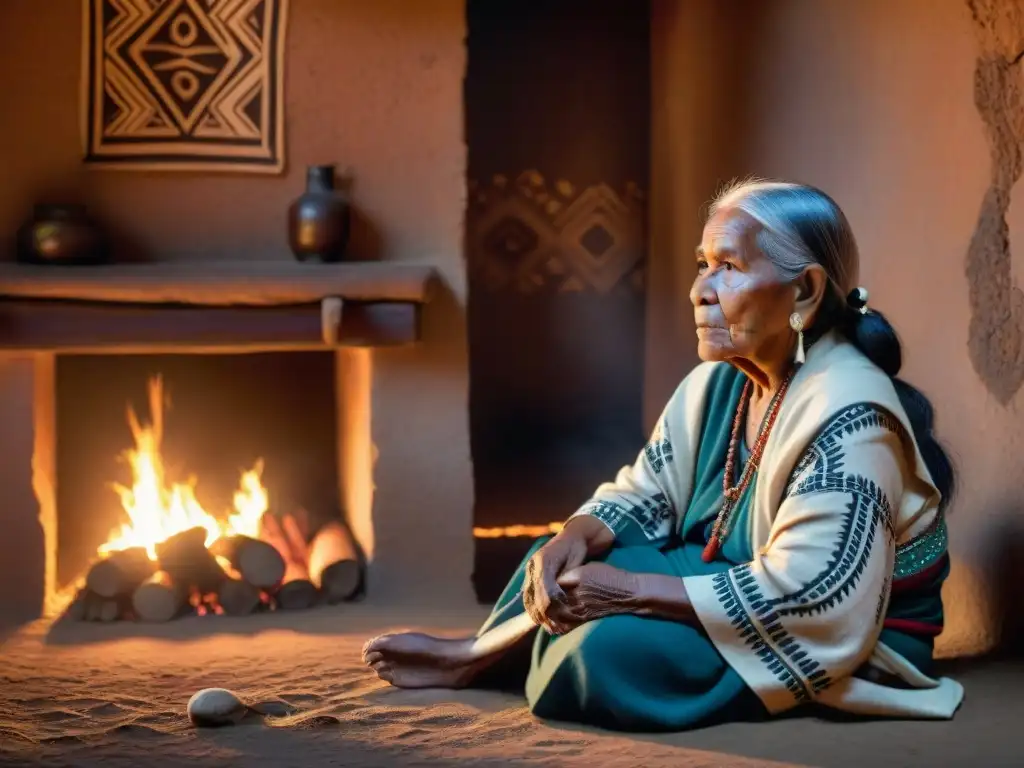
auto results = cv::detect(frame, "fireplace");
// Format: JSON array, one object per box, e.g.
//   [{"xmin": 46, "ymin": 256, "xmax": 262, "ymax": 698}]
[
  {"xmin": 57, "ymin": 352, "xmax": 361, "ymax": 622},
  {"xmin": 0, "ymin": 260, "xmax": 436, "ymax": 621}
]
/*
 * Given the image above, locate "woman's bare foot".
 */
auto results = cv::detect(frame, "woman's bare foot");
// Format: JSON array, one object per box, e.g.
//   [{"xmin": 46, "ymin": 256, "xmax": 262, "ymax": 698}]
[{"xmin": 362, "ymin": 632, "xmax": 495, "ymax": 689}]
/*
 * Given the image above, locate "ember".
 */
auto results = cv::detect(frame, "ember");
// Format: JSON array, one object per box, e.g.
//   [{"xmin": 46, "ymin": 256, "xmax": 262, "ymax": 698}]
[{"xmin": 67, "ymin": 376, "xmax": 363, "ymax": 623}]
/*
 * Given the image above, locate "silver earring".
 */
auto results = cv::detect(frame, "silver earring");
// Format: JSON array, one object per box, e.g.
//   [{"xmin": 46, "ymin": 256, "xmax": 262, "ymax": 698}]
[{"xmin": 789, "ymin": 312, "xmax": 805, "ymax": 364}]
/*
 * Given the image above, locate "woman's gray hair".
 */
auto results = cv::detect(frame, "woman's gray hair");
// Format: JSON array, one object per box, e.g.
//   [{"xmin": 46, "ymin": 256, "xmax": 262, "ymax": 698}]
[
  {"xmin": 707, "ymin": 178, "xmax": 859, "ymax": 295},
  {"xmin": 708, "ymin": 179, "xmax": 958, "ymax": 515}
]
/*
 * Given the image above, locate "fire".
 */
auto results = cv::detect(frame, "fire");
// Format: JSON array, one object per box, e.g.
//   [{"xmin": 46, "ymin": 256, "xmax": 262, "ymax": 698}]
[
  {"xmin": 472, "ymin": 523, "xmax": 564, "ymax": 538},
  {"xmin": 97, "ymin": 376, "xmax": 269, "ymax": 561}
]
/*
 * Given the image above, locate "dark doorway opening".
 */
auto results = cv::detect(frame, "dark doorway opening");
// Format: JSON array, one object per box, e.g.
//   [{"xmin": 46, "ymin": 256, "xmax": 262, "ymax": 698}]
[{"xmin": 465, "ymin": 0, "xmax": 652, "ymax": 602}]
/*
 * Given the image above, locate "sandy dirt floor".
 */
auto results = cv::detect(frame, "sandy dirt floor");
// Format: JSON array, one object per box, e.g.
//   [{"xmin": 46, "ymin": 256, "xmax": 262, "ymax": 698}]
[{"xmin": 0, "ymin": 602, "xmax": 1017, "ymax": 768}]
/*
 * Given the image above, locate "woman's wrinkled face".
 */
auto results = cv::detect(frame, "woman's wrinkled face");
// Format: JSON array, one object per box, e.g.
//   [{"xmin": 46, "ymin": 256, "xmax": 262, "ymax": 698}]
[{"xmin": 690, "ymin": 208, "xmax": 796, "ymax": 366}]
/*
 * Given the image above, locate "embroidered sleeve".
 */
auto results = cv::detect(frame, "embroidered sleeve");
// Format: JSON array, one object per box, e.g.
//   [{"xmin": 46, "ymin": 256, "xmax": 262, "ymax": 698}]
[
  {"xmin": 682, "ymin": 404, "xmax": 903, "ymax": 714},
  {"xmin": 566, "ymin": 392, "xmax": 686, "ymax": 544}
]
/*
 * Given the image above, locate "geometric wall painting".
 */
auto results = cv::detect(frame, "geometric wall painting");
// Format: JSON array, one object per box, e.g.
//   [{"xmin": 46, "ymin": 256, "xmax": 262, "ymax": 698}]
[{"xmin": 81, "ymin": 0, "xmax": 288, "ymax": 173}]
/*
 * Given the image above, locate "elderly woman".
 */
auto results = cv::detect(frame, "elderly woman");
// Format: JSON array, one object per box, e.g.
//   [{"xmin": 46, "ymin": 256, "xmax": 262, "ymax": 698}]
[{"xmin": 363, "ymin": 180, "xmax": 964, "ymax": 731}]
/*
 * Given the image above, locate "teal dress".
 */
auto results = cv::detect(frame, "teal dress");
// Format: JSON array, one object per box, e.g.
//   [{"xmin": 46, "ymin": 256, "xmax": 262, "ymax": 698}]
[
  {"xmin": 472, "ymin": 365, "xmax": 946, "ymax": 732},
  {"xmin": 473, "ymin": 371, "xmax": 762, "ymax": 731}
]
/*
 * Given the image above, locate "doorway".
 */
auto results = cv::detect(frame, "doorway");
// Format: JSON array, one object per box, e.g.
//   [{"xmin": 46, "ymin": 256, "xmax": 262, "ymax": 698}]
[{"xmin": 464, "ymin": 0, "xmax": 652, "ymax": 601}]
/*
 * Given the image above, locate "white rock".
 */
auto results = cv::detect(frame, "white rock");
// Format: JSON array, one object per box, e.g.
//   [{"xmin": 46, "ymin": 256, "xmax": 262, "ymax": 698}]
[{"xmin": 187, "ymin": 687, "xmax": 248, "ymax": 727}]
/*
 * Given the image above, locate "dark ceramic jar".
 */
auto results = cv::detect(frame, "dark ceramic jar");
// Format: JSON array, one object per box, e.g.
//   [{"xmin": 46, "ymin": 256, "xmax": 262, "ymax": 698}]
[
  {"xmin": 287, "ymin": 165, "xmax": 351, "ymax": 263},
  {"xmin": 15, "ymin": 204, "xmax": 108, "ymax": 265}
]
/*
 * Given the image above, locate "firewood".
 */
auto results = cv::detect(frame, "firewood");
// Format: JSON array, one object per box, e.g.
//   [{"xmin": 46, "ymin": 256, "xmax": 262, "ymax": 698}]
[
  {"xmin": 211, "ymin": 535, "xmax": 285, "ymax": 590},
  {"xmin": 132, "ymin": 571, "xmax": 186, "ymax": 622},
  {"xmin": 156, "ymin": 527, "xmax": 225, "ymax": 594},
  {"xmin": 280, "ymin": 513, "xmax": 310, "ymax": 565},
  {"xmin": 86, "ymin": 547, "xmax": 157, "ymax": 598},
  {"xmin": 307, "ymin": 521, "xmax": 362, "ymax": 603},
  {"xmin": 98, "ymin": 599, "xmax": 120, "ymax": 622},
  {"xmin": 259, "ymin": 513, "xmax": 308, "ymax": 568},
  {"xmin": 84, "ymin": 595, "xmax": 104, "ymax": 622},
  {"xmin": 215, "ymin": 562, "xmax": 262, "ymax": 617},
  {"xmin": 216, "ymin": 578, "xmax": 261, "ymax": 616},
  {"xmin": 274, "ymin": 561, "xmax": 317, "ymax": 611}
]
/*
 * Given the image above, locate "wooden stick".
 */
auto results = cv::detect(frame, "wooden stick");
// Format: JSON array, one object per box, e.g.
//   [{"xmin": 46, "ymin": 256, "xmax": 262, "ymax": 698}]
[
  {"xmin": 210, "ymin": 535, "xmax": 285, "ymax": 590},
  {"xmin": 156, "ymin": 527, "xmax": 225, "ymax": 594},
  {"xmin": 321, "ymin": 296, "xmax": 344, "ymax": 345},
  {"xmin": 274, "ymin": 561, "xmax": 318, "ymax": 611},
  {"xmin": 86, "ymin": 547, "xmax": 157, "ymax": 598},
  {"xmin": 307, "ymin": 521, "xmax": 362, "ymax": 603},
  {"xmin": 132, "ymin": 571, "xmax": 186, "ymax": 623}
]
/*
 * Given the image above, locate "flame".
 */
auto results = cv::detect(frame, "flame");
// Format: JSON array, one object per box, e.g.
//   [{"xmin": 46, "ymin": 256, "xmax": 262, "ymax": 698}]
[
  {"xmin": 472, "ymin": 523, "xmax": 564, "ymax": 539},
  {"xmin": 97, "ymin": 376, "xmax": 269, "ymax": 561}
]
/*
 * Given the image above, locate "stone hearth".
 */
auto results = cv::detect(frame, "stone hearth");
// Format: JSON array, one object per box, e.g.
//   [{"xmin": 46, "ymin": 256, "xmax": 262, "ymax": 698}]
[{"xmin": 0, "ymin": 261, "xmax": 438, "ymax": 618}]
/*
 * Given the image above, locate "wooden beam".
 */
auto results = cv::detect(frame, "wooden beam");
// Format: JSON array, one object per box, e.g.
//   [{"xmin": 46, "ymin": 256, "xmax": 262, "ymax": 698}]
[
  {"xmin": 0, "ymin": 262, "xmax": 440, "ymax": 306},
  {"xmin": 0, "ymin": 299, "xmax": 420, "ymax": 352}
]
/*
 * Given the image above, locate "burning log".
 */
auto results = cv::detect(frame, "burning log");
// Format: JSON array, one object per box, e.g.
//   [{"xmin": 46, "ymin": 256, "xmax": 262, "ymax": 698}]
[
  {"xmin": 86, "ymin": 547, "xmax": 157, "ymax": 598},
  {"xmin": 156, "ymin": 527, "xmax": 225, "ymax": 594},
  {"xmin": 132, "ymin": 571, "xmax": 187, "ymax": 622},
  {"xmin": 214, "ymin": 557, "xmax": 262, "ymax": 617},
  {"xmin": 84, "ymin": 597, "xmax": 105, "ymax": 622},
  {"xmin": 210, "ymin": 535, "xmax": 285, "ymax": 591},
  {"xmin": 275, "ymin": 561, "xmax": 318, "ymax": 611},
  {"xmin": 97, "ymin": 599, "xmax": 121, "ymax": 622},
  {"xmin": 216, "ymin": 578, "xmax": 262, "ymax": 616},
  {"xmin": 66, "ymin": 588, "xmax": 123, "ymax": 622},
  {"xmin": 307, "ymin": 521, "xmax": 362, "ymax": 603}
]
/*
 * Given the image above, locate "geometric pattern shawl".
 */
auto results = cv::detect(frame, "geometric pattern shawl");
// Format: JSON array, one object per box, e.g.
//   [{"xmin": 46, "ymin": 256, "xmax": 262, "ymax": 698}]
[{"xmin": 570, "ymin": 331, "xmax": 964, "ymax": 719}]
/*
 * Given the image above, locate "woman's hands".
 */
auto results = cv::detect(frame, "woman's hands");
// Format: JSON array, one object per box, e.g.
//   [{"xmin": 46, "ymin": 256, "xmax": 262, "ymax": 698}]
[
  {"xmin": 521, "ymin": 515, "xmax": 648, "ymax": 634},
  {"xmin": 522, "ymin": 531, "xmax": 588, "ymax": 635},
  {"xmin": 521, "ymin": 516, "xmax": 697, "ymax": 633},
  {"xmin": 554, "ymin": 564, "xmax": 696, "ymax": 627},
  {"xmin": 555, "ymin": 562, "xmax": 643, "ymax": 623}
]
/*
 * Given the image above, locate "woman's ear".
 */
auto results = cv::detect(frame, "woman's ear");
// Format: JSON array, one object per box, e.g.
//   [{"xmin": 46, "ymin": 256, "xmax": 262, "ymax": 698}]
[{"xmin": 794, "ymin": 265, "xmax": 828, "ymax": 320}]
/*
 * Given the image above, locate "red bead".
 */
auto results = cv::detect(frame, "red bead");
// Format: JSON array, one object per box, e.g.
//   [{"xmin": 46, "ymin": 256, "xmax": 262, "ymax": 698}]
[{"xmin": 702, "ymin": 535, "xmax": 721, "ymax": 563}]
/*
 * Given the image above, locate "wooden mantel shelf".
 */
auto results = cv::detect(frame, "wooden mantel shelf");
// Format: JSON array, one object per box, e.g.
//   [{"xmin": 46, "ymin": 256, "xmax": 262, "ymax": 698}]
[
  {"xmin": 0, "ymin": 261, "xmax": 441, "ymax": 352},
  {"xmin": 0, "ymin": 261, "xmax": 439, "ymax": 305}
]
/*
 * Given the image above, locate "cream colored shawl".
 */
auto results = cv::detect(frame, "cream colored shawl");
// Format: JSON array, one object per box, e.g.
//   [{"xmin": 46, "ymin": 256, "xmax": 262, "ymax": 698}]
[{"xmin": 571, "ymin": 331, "xmax": 964, "ymax": 719}]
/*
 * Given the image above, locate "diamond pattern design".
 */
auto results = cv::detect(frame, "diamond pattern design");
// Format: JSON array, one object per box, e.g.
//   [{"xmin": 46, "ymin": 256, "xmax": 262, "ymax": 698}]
[
  {"xmin": 468, "ymin": 175, "xmax": 645, "ymax": 295},
  {"xmin": 579, "ymin": 224, "xmax": 615, "ymax": 259},
  {"xmin": 83, "ymin": 0, "xmax": 288, "ymax": 172}
]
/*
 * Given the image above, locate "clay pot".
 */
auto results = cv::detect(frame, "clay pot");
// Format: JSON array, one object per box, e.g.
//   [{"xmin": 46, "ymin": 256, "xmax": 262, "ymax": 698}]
[
  {"xmin": 15, "ymin": 203, "xmax": 108, "ymax": 265},
  {"xmin": 287, "ymin": 165, "xmax": 351, "ymax": 263}
]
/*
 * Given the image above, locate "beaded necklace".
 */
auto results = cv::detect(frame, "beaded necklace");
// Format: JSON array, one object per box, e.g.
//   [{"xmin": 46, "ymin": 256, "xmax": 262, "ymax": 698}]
[{"xmin": 701, "ymin": 370, "xmax": 795, "ymax": 563}]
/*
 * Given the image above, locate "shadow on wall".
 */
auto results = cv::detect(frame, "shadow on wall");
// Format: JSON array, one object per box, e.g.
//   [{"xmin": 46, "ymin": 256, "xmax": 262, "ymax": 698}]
[
  {"xmin": 987, "ymin": 512, "xmax": 1024, "ymax": 658},
  {"xmin": 644, "ymin": 0, "xmax": 773, "ymax": 422},
  {"xmin": 0, "ymin": 514, "xmax": 43, "ymax": 629},
  {"xmin": 331, "ymin": 173, "xmax": 385, "ymax": 264}
]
